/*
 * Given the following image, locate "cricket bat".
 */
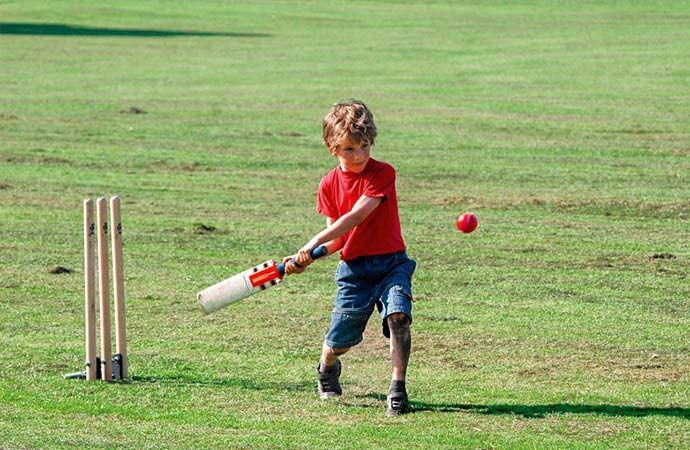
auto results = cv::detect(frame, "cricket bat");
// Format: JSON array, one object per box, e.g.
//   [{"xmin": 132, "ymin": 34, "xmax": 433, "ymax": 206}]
[{"xmin": 197, "ymin": 246, "xmax": 328, "ymax": 314}]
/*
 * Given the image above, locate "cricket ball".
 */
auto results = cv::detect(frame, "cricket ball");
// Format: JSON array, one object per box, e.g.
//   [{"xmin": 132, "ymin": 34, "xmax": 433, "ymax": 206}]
[{"xmin": 456, "ymin": 212, "xmax": 478, "ymax": 234}]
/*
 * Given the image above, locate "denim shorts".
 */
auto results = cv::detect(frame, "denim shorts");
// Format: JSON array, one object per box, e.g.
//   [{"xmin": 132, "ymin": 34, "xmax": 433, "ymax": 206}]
[{"xmin": 324, "ymin": 250, "xmax": 416, "ymax": 349}]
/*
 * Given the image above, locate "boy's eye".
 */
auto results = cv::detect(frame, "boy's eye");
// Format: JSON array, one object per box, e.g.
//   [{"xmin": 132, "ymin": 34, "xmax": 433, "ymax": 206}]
[{"xmin": 341, "ymin": 142, "xmax": 369, "ymax": 153}]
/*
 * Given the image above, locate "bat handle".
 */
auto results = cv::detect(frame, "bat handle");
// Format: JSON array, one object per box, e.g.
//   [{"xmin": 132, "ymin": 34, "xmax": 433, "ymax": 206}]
[{"xmin": 277, "ymin": 245, "xmax": 328, "ymax": 276}]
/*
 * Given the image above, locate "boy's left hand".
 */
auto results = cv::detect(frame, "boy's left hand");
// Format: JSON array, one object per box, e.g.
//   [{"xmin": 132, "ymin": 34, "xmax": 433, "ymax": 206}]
[{"xmin": 282, "ymin": 255, "xmax": 310, "ymax": 275}]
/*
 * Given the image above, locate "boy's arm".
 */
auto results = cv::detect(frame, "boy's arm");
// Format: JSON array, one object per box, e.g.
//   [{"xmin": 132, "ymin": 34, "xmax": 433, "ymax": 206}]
[
  {"xmin": 282, "ymin": 218, "xmax": 343, "ymax": 275},
  {"xmin": 284, "ymin": 195, "xmax": 382, "ymax": 274},
  {"xmin": 321, "ymin": 217, "xmax": 345, "ymax": 254},
  {"xmin": 299, "ymin": 195, "xmax": 382, "ymax": 259}
]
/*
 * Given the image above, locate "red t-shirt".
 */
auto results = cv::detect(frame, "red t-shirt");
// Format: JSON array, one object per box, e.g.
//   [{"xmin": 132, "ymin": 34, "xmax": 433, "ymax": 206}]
[{"xmin": 317, "ymin": 158, "xmax": 406, "ymax": 261}]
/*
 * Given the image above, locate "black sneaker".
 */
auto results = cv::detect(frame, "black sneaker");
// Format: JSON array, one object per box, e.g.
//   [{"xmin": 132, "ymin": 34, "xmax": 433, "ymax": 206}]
[
  {"xmin": 317, "ymin": 359, "xmax": 342, "ymax": 399},
  {"xmin": 386, "ymin": 391, "xmax": 409, "ymax": 417}
]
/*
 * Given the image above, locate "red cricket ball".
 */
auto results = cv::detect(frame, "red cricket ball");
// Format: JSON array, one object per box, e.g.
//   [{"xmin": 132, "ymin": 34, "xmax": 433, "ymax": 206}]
[{"xmin": 456, "ymin": 212, "xmax": 478, "ymax": 233}]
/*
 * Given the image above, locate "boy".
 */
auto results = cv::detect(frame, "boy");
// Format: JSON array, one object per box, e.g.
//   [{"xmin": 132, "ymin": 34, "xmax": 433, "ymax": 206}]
[{"xmin": 283, "ymin": 99, "xmax": 416, "ymax": 417}]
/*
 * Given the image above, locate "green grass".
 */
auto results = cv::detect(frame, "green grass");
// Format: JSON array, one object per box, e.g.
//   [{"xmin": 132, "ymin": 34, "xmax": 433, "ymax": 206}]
[{"xmin": 1, "ymin": 1, "xmax": 689, "ymax": 448}]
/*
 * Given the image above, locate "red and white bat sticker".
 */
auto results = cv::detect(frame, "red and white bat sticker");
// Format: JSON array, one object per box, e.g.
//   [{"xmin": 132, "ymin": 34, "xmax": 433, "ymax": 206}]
[{"xmin": 248, "ymin": 262, "xmax": 281, "ymax": 288}]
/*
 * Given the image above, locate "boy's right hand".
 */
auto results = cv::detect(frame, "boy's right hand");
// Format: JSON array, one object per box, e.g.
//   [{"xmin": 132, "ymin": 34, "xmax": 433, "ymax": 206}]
[
  {"xmin": 282, "ymin": 255, "xmax": 309, "ymax": 275},
  {"xmin": 283, "ymin": 244, "xmax": 329, "ymax": 275}
]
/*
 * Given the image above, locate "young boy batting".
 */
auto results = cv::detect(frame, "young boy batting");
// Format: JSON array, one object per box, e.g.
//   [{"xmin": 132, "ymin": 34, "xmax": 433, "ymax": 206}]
[{"xmin": 283, "ymin": 99, "xmax": 416, "ymax": 417}]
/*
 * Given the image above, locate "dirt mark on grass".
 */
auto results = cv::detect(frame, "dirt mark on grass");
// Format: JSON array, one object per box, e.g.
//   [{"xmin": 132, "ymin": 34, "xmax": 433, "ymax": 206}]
[
  {"xmin": 48, "ymin": 266, "xmax": 73, "ymax": 274},
  {"xmin": 191, "ymin": 223, "xmax": 216, "ymax": 234},
  {"xmin": 651, "ymin": 253, "xmax": 676, "ymax": 260},
  {"xmin": 120, "ymin": 106, "xmax": 147, "ymax": 114}
]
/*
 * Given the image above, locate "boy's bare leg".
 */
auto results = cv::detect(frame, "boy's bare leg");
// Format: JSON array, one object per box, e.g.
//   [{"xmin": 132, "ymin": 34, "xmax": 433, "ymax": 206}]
[
  {"xmin": 386, "ymin": 312, "xmax": 411, "ymax": 416},
  {"xmin": 320, "ymin": 342, "xmax": 350, "ymax": 370},
  {"xmin": 387, "ymin": 313, "xmax": 411, "ymax": 380},
  {"xmin": 317, "ymin": 343, "xmax": 349, "ymax": 399}
]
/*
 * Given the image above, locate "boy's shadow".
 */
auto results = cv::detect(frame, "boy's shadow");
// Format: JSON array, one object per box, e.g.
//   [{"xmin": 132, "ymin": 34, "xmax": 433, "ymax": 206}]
[
  {"xmin": 363, "ymin": 394, "xmax": 690, "ymax": 419},
  {"xmin": 119, "ymin": 378, "xmax": 689, "ymax": 419}
]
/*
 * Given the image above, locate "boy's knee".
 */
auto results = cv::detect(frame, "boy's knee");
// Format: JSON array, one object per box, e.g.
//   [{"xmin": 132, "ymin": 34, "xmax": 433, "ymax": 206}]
[
  {"xmin": 323, "ymin": 344, "xmax": 350, "ymax": 357},
  {"xmin": 387, "ymin": 313, "xmax": 410, "ymax": 331}
]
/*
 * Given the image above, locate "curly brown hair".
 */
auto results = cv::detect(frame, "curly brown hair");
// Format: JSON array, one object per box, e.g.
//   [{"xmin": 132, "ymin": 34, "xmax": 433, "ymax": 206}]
[{"xmin": 322, "ymin": 99, "xmax": 377, "ymax": 151}]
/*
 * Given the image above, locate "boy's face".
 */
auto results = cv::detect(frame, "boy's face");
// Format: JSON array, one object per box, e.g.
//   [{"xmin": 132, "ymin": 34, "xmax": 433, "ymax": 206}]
[{"xmin": 331, "ymin": 137, "xmax": 371, "ymax": 173}]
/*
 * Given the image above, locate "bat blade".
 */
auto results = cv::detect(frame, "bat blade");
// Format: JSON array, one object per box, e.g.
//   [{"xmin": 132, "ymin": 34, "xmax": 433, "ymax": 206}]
[
  {"xmin": 197, "ymin": 260, "xmax": 281, "ymax": 314},
  {"xmin": 197, "ymin": 245, "xmax": 328, "ymax": 315}
]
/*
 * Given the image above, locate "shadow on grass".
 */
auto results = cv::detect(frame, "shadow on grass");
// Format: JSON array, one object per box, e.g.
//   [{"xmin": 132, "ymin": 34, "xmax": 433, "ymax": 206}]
[
  {"xmin": 0, "ymin": 22, "xmax": 271, "ymax": 38},
  {"xmin": 364, "ymin": 394, "xmax": 689, "ymax": 419},
  {"xmin": 411, "ymin": 401, "xmax": 690, "ymax": 419}
]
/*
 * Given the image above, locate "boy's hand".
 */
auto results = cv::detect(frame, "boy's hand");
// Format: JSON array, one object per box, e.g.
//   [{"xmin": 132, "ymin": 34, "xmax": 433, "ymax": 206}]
[
  {"xmin": 282, "ymin": 254, "xmax": 311, "ymax": 275},
  {"xmin": 296, "ymin": 246, "xmax": 317, "ymax": 265}
]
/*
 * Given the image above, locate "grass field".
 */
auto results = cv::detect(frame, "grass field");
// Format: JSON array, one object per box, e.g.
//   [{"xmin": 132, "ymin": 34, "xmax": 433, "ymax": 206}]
[{"xmin": 1, "ymin": 1, "xmax": 689, "ymax": 448}]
